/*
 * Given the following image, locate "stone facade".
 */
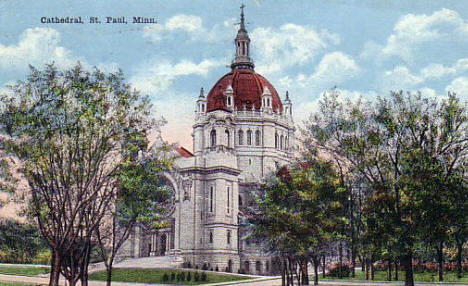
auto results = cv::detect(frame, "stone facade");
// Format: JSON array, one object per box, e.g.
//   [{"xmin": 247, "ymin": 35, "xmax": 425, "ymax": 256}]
[{"xmin": 121, "ymin": 7, "xmax": 295, "ymax": 275}]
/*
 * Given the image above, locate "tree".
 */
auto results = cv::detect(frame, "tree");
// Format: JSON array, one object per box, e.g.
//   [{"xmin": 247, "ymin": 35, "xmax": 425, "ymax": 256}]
[
  {"xmin": 0, "ymin": 63, "xmax": 157, "ymax": 286},
  {"xmin": 303, "ymin": 89, "xmax": 468, "ymax": 286},
  {"xmin": 95, "ymin": 143, "xmax": 174, "ymax": 286},
  {"xmin": 249, "ymin": 159, "xmax": 348, "ymax": 285}
]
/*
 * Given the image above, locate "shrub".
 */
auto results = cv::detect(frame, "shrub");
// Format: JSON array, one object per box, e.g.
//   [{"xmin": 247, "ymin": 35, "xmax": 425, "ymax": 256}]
[
  {"xmin": 328, "ymin": 262, "xmax": 351, "ymax": 278},
  {"xmin": 186, "ymin": 272, "xmax": 191, "ymax": 281},
  {"xmin": 423, "ymin": 262, "xmax": 437, "ymax": 271},
  {"xmin": 162, "ymin": 273, "xmax": 169, "ymax": 282},
  {"xmin": 194, "ymin": 272, "xmax": 200, "ymax": 282},
  {"xmin": 201, "ymin": 271, "xmax": 207, "ymax": 281},
  {"xmin": 170, "ymin": 272, "xmax": 175, "ymax": 281},
  {"xmin": 373, "ymin": 261, "xmax": 386, "ymax": 271},
  {"xmin": 180, "ymin": 272, "xmax": 185, "ymax": 281},
  {"xmin": 33, "ymin": 249, "xmax": 51, "ymax": 265}
]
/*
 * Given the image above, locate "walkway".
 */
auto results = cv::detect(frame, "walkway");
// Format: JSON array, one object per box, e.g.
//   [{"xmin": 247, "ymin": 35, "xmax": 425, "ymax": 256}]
[{"xmin": 1, "ymin": 274, "xmax": 467, "ymax": 286}]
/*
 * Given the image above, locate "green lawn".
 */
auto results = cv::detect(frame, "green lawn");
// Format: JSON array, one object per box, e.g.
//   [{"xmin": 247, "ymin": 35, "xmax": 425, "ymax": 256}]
[
  {"xmin": 88, "ymin": 268, "xmax": 250, "ymax": 285},
  {"xmin": 0, "ymin": 266, "xmax": 50, "ymax": 276},
  {"xmin": 322, "ymin": 270, "xmax": 468, "ymax": 283}
]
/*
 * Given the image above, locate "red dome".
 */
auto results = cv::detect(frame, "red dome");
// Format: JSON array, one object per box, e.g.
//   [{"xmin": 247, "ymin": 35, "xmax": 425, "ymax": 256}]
[{"xmin": 206, "ymin": 69, "xmax": 283, "ymax": 113}]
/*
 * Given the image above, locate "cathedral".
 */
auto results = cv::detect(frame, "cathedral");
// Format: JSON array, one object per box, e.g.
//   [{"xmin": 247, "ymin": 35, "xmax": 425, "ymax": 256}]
[{"xmin": 121, "ymin": 7, "xmax": 295, "ymax": 275}]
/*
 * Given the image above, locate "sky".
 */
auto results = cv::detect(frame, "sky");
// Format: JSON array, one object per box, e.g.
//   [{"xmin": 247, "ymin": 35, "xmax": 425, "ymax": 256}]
[{"xmin": 1, "ymin": 0, "xmax": 468, "ymax": 150}]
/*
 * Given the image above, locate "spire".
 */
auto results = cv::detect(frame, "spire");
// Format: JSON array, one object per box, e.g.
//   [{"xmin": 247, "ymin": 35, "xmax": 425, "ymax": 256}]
[
  {"xmin": 199, "ymin": 87, "xmax": 205, "ymax": 98},
  {"xmin": 240, "ymin": 4, "xmax": 246, "ymax": 31},
  {"xmin": 231, "ymin": 4, "xmax": 254, "ymax": 70}
]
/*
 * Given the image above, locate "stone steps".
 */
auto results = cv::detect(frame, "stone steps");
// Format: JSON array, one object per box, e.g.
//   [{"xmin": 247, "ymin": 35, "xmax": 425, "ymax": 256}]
[{"xmin": 114, "ymin": 256, "xmax": 173, "ymax": 269}]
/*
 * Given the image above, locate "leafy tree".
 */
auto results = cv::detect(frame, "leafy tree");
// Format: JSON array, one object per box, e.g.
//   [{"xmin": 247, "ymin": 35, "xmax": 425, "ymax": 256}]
[
  {"xmin": 303, "ymin": 89, "xmax": 468, "ymax": 286},
  {"xmin": 250, "ymin": 159, "xmax": 348, "ymax": 285},
  {"xmin": 95, "ymin": 143, "xmax": 174, "ymax": 286},
  {"xmin": 0, "ymin": 63, "xmax": 157, "ymax": 286}
]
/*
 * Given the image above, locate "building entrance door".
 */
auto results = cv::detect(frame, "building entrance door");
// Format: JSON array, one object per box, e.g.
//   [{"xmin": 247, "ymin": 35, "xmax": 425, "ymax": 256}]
[{"xmin": 160, "ymin": 234, "xmax": 167, "ymax": 256}]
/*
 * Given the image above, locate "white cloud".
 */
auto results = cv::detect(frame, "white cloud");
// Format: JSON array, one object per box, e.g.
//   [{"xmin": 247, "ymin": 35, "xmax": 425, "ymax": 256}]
[
  {"xmin": 251, "ymin": 24, "xmax": 339, "ymax": 75},
  {"xmin": 278, "ymin": 52, "xmax": 360, "ymax": 92},
  {"xmin": 362, "ymin": 8, "xmax": 468, "ymax": 62},
  {"xmin": 381, "ymin": 66, "xmax": 423, "ymax": 91},
  {"xmin": 0, "ymin": 27, "xmax": 118, "ymax": 73},
  {"xmin": 130, "ymin": 58, "xmax": 223, "ymax": 95},
  {"xmin": 311, "ymin": 52, "xmax": 360, "ymax": 83},
  {"xmin": 419, "ymin": 58, "xmax": 468, "ymax": 79},
  {"xmin": 0, "ymin": 28, "xmax": 76, "ymax": 70},
  {"xmin": 446, "ymin": 77, "xmax": 468, "ymax": 97}
]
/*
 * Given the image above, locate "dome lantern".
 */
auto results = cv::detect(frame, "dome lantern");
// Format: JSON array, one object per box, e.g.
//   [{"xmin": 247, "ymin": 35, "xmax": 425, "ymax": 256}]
[{"xmin": 231, "ymin": 5, "xmax": 254, "ymax": 70}]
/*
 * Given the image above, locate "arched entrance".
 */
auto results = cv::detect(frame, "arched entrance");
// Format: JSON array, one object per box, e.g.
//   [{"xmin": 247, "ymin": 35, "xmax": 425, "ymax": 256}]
[
  {"xmin": 228, "ymin": 259, "xmax": 233, "ymax": 272},
  {"xmin": 160, "ymin": 234, "xmax": 167, "ymax": 256}
]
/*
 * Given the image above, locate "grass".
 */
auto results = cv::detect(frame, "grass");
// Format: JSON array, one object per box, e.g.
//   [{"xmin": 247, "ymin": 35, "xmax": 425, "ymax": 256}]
[
  {"xmin": 88, "ymin": 268, "xmax": 250, "ymax": 285},
  {"xmin": 0, "ymin": 266, "xmax": 50, "ymax": 276},
  {"xmin": 322, "ymin": 270, "xmax": 468, "ymax": 283}
]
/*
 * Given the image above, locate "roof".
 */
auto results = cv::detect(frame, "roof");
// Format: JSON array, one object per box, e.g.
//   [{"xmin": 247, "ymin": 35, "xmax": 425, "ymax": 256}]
[
  {"xmin": 206, "ymin": 69, "xmax": 283, "ymax": 113},
  {"xmin": 175, "ymin": 146, "xmax": 194, "ymax": 158}
]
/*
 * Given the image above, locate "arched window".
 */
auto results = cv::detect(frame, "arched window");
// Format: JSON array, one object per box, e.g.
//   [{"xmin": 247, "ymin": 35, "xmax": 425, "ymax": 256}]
[
  {"xmin": 244, "ymin": 261, "xmax": 250, "ymax": 273},
  {"xmin": 239, "ymin": 195, "xmax": 243, "ymax": 206},
  {"xmin": 247, "ymin": 130, "xmax": 252, "ymax": 145},
  {"xmin": 275, "ymin": 132, "xmax": 279, "ymax": 149},
  {"xmin": 285, "ymin": 136, "xmax": 289, "ymax": 149},
  {"xmin": 209, "ymin": 231, "xmax": 213, "ymax": 243},
  {"xmin": 210, "ymin": 186, "xmax": 214, "ymax": 213},
  {"xmin": 201, "ymin": 104, "xmax": 205, "ymax": 112},
  {"xmin": 256, "ymin": 261, "xmax": 262, "ymax": 273},
  {"xmin": 225, "ymin": 129, "xmax": 230, "ymax": 147},
  {"xmin": 227, "ymin": 230, "xmax": 231, "ymax": 244},
  {"xmin": 280, "ymin": 135, "xmax": 284, "ymax": 149},
  {"xmin": 210, "ymin": 129, "xmax": 216, "ymax": 147},
  {"xmin": 227, "ymin": 186, "xmax": 230, "ymax": 213},
  {"xmin": 238, "ymin": 130, "xmax": 244, "ymax": 145},
  {"xmin": 267, "ymin": 98, "xmax": 270, "ymax": 107},
  {"xmin": 255, "ymin": 130, "xmax": 261, "ymax": 146}
]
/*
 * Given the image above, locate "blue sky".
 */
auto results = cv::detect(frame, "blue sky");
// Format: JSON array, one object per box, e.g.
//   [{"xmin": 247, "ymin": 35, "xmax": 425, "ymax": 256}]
[{"xmin": 1, "ymin": 0, "xmax": 468, "ymax": 149}]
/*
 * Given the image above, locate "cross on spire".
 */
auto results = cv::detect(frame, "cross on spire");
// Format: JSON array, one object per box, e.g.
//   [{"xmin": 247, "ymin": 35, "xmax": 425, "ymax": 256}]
[{"xmin": 240, "ymin": 4, "xmax": 246, "ymax": 31}]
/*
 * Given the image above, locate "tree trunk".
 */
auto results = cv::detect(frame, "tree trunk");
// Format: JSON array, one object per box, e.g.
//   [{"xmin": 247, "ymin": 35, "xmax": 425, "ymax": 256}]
[
  {"xmin": 370, "ymin": 258, "xmax": 375, "ymax": 281},
  {"xmin": 301, "ymin": 259, "xmax": 309, "ymax": 285},
  {"xmin": 394, "ymin": 260, "xmax": 399, "ymax": 281},
  {"xmin": 338, "ymin": 241, "xmax": 343, "ymax": 278},
  {"xmin": 106, "ymin": 261, "xmax": 114, "ymax": 286},
  {"xmin": 437, "ymin": 241, "xmax": 444, "ymax": 282},
  {"xmin": 402, "ymin": 252, "xmax": 414, "ymax": 286},
  {"xmin": 321, "ymin": 255, "xmax": 326, "ymax": 278},
  {"xmin": 313, "ymin": 257, "xmax": 319, "ymax": 286},
  {"xmin": 351, "ymin": 247, "xmax": 356, "ymax": 278},
  {"xmin": 49, "ymin": 249, "xmax": 61, "ymax": 286},
  {"xmin": 365, "ymin": 258, "xmax": 369, "ymax": 280},
  {"xmin": 387, "ymin": 259, "xmax": 392, "ymax": 281},
  {"xmin": 456, "ymin": 241, "xmax": 463, "ymax": 279},
  {"xmin": 281, "ymin": 258, "xmax": 286, "ymax": 286}
]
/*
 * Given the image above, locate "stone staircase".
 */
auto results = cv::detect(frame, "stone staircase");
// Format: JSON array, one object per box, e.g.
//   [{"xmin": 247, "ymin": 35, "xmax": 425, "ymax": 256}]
[{"xmin": 113, "ymin": 256, "xmax": 173, "ymax": 269}]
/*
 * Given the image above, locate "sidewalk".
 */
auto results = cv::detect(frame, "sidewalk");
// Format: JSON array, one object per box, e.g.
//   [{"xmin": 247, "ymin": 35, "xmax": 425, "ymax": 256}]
[{"xmin": 1, "ymin": 274, "xmax": 467, "ymax": 286}]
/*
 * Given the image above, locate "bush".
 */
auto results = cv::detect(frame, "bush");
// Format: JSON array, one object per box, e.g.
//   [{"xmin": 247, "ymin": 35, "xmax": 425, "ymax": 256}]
[
  {"xmin": 162, "ymin": 273, "xmax": 169, "ymax": 282},
  {"xmin": 33, "ymin": 249, "xmax": 51, "ymax": 265},
  {"xmin": 328, "ymin": 262, "xmax": 351, "ymax": 278},
  {"xmin": 201, "ymin": 271, "xmax": 207, "ymax": 281},
  {"xmin": 194, "ymin": 272, "xmax": 200, "ymax": 282},
  {"xmin": 170, "ymin": 272, "xmax": 175, "ymax": 281},
  {"xmin": 180, "ymin": 272, "xmax": 185, "ymax": 281},
  {"xmin": 186, "ymin": 272, "xmax": 191, "ymax": 281}
]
